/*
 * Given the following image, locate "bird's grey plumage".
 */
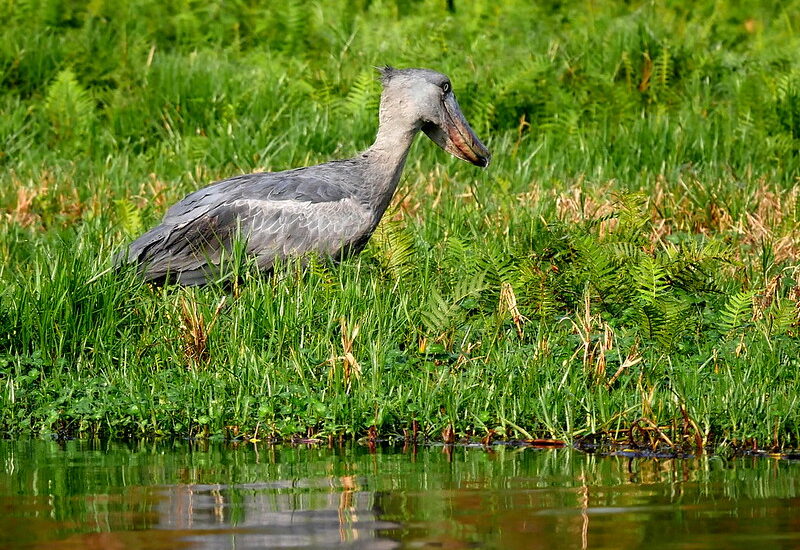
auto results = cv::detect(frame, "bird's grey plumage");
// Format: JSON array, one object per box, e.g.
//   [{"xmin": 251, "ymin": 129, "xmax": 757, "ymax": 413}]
[{"xmin": 117, "ymin": 67, "xmax": 491, "ymax": 285}]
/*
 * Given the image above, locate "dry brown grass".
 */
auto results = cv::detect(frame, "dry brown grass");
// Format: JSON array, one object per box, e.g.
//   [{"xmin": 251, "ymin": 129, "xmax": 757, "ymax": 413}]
[
  {"xmin": 550, "ymin": 178, "xmax": 800, "ymax": 264},
  {"xmin": 326, "ymin": 317, "xmax": 362, "ymax": 392},
  {"xmin": 176, "ymin": 296, "xmax": 226, "ymax": 368},
  {"xmin": 4, "ymin": 172, "xmax": 92, "ymax": 230}
]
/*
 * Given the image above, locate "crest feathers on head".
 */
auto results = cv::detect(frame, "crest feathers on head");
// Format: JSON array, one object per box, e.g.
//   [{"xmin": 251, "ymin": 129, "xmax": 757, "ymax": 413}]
[{"xmin": 376, "ymin": 65, "xmax": 397, "ymax": 85}]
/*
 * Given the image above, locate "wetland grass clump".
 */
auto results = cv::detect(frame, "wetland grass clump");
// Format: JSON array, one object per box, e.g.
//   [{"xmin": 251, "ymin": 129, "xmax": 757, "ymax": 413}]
[{"xmin": 2, "ymin": 0, "xmax": 800, "ymax": 451}]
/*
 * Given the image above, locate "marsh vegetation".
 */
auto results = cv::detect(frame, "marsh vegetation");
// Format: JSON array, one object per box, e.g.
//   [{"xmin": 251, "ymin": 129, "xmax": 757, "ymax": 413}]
[{"xmin": 2, "ymin": 0, "xmax": 800, "ymax": 451}]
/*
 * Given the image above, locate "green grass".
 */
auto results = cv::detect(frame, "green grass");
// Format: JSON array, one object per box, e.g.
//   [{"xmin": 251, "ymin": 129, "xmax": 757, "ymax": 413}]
[{"xmin": 2, "ymin": 0, "xmax": 800, "ymax": 451}]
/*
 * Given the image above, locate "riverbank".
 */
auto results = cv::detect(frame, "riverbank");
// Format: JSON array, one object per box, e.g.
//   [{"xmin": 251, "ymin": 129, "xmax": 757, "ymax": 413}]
[{"xmin": 2, "ymin": 0, "xmax": 800, "ymax": 450}]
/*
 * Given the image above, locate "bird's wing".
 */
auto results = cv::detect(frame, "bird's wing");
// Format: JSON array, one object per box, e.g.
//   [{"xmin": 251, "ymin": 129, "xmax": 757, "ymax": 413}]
[
  {"xmin": 127, "ymin": 195, "xmax": 374, "ymax": 283},
  {"xmin": 119, "ymin": 161, "xmax": 373, "ymax": 284},
  {"xmin": 161, "ymin": 166, "xmax": 355, "ymax": 226}
]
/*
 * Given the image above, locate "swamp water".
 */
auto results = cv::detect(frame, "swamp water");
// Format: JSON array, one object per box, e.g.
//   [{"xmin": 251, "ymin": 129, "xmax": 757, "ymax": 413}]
[{"xmin": 0, "ymin": 440, "xmax": 798, "ymax": 549}]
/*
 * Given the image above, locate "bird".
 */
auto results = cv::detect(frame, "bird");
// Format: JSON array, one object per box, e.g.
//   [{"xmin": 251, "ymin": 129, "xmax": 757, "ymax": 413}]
[{"xmin": 116, "ymin": 67, "xmax": 491, "ymax": 286}]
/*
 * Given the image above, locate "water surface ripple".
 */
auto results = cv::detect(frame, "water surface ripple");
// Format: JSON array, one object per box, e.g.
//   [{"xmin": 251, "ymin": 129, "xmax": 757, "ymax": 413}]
[{"xmin": 1, "ymin": 440, "xmax": 798, "ymax": 549}]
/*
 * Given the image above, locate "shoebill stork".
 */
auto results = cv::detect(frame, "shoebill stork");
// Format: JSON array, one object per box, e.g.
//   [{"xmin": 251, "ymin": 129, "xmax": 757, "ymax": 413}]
[{"xmin": 116, "ymin": 67, "xmax": 491, "ymax": 285}]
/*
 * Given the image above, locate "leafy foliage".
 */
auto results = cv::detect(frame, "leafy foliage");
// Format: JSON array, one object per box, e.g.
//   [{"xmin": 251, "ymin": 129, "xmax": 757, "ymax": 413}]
[
  {"xmin": 370, "ymin": 219, "xmax": 417, "ymax": 282},
  {"xmin": 1, "ymin": 0, "xmax": 800, "ymax": 449},
  {"xmin": 719, "ymin": 291, "xmax": 755, "ymax": 335},
  {"xmin": 42, "ymin": 68, "xmax": 94, "ymax": 142}
]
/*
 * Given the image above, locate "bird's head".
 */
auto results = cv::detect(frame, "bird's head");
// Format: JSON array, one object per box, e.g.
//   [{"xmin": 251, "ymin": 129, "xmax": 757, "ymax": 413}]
[{"xmin": 377, "ymin": 66, "xmax": 491, "ymax": 168}]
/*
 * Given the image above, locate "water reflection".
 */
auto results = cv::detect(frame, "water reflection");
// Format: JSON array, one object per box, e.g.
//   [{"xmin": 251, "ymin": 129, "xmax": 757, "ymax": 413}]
[{"xmin": 0, "ymin": 440, "xmax": 798, "ymax": 549}]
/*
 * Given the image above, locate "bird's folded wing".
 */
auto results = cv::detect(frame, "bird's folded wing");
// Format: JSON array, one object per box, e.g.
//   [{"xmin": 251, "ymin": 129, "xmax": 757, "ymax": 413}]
[{"xmin": 124, "ymin": 196, "xmax": 373, "ymax": 281}]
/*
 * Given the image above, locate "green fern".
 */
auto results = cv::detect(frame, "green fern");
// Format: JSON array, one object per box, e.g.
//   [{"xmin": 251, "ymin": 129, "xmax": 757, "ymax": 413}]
[
  {"xmin": 476, "ymin": 250, "xmax": 520, "ymax": 305},
  {"xmin": 654, "ymin": 298, "xmax": 691, "ymax": 348},
  {"xmin": 282, "ymin": 0, "xmax": 310, "ymax": 53},
  {"xmin": 608, "ymin": 241, "xmax": 643, "ymax": 262},
  {"xmin": 421, "ymin": 272, "xmax": 486, "ymax": 334},
  {"xmin": 450, "ymin": 271, "xmax": 488, "ymax": 305},
  {"xmin": 650, "ymin": 45, "xmax": 673, "ymax": 105},
  {"xmin": 668, "ymin": 239, "xmax": 731, "ymax": 288},
  {"xmin": 309, "ymin": 79, "xmax": 334, "ymax": 108},
  {"xmin": 306, "ymin": 255, "xmax": 335, "ymax": 290},
  {"xmin": 765, "ymin": 298, "xmax": 799, "ymax": 337},
  {"xmin": 719, "ymin": 291, "xmax": 755, "ymax": 333},
  {"xmin": 614, "ymin": 193, "xmax": 650, "ymax": 241},
  {"xmin": 339, "ymin": 70, "xmax": 379, "ymax": 116},
  {"xmin": 113, "ymin": 198, "xmax": 143, "ymax": 238},
  {"xmin": 655, "ymin": 46, "xmax": 672, "ymax": 90},
  {"xmin": 371, "ymin": 220, "xmax": 416, "ymax": 282},
  {"xmin": 632, "ymin": 255, "xmax": 669, "ymax": 307},
  {"xmin": 421, "ymin": 289, "xmax": 452, "ymax": 334},
  {"xmin": 570, "ymin": 234, "xmax": 617, "ymax": 294},
  {"xmin": 620, "ymin": 51, "xmax": 634, "ymax": 91},
  {"xmin": 442, "ymin": 235, "xmax": 469, "ymax": 272},
  {"xmin": 775, "ymin": 69, "xmax": 800, "ymax": 138},
  {"xmin": 43, "ymin": 68, "xmax": 94, "ymax": 140},
  {"xmin": 519, "ymin": 265, "xmax": 557, "ymax": 319},
  {"xmin": 470, "ymin": 93, "xmax": 496, "ymax": 137},
  {"xmin": 634, "ymin": 302, "xmax": 666, "ymax": 342}
]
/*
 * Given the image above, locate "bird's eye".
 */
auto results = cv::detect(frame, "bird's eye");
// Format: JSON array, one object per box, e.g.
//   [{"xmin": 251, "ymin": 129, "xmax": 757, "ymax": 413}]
[{"xmin": 441, "ymin": 82, "xmax": 451, "ymax": 93}]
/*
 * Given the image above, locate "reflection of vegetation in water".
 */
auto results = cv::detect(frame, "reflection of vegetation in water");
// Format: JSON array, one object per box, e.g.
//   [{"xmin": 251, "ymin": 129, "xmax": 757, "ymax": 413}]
[
  {"xmin": 0, "ymin": 440, "xmax": 798, "ymax": 549},
  {"xmin": 1, "ymin": 1, "xmax": 800, "ymax": 448}
]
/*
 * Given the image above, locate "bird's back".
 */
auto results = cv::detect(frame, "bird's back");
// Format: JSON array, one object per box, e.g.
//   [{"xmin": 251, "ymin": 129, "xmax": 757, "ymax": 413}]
[{"xmin": 117, "ymin": 159, "xmax": 376, "ymax": 285}]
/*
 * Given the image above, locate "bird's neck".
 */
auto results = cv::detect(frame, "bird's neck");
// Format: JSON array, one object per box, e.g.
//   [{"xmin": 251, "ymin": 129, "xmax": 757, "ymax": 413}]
[{"xmin": 361, "ymin": 120, "xmax": 419, "ymax": 216}]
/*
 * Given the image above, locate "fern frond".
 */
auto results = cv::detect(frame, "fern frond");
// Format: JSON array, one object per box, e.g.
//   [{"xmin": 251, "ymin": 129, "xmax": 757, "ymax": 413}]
[
  {"xmin": 371, "ymin": 220, "xmax": 416, "ymax": 282},
  {"xmin": 309, "ymin": 79, "xmax": 334, "ymax": 107},
  {"xmin": 655, "ymin": 298, "xmax": 691, "ymax": 348},
  {"xmin": 421, "ymin": 289, "xmax": 458, "ymax": 334},
  {"xmin": 655, "ymin": 46, "xmax": 672, "ymax": 90},
  {"xmin": 766, "ymin": 298, "xmax": 799, "ymax": 337},
  {"xmin": 608, "ymin": 241, "xmax": 643, "ymax": 262},
  {"xmin": 632, "ymin": 255, "xmax": 669, "ymax": 306},
  {"xmin": 614, "ymin": 192, "xmax": 650, "ymax": 241},
  {"xmin": 421, "ymin": 272, "xmax": 486, "ymax": 334},
  {"xmin": 620, "ymin": 51, "xmax": 634, "ymax": 91},
  {"xmin": 651, "ymin": 45, "xmax": 673, "ymax": 104},
  {"xmin": 719, "ymin": 290, "xmax": 755, "ymax": 333},
  {"xmin": 476, "ymin": 250, "xmax": 518, "ymax": 290},
  {"xmin": 282, "ymin": 0, "xmax": 310, "ymax": 53},
  {"xmin": 43, "ymin": 68, "xmax": 95, "ymax": 139},
  {"xmin": 450, "ymin": 271, "xmax": 487, "ymax": 304},
  {"xmin": 519, "ymin": 265, "xmax": 557, "ymax": 319},
  {"xmin": 774, "ymin": 69, "xmax": 800, "ymax": 138},
  {"xmin": 442, "ymin": 235, "xmax": 469, "ymax": 272},
  {"xmin": 306, "ymin": 254, "xmax": 335, "ymax": 290},
  {"xmin": 571, "ymin": 234, "xmax": 616, "ymax": 292},
  {"xmin": 470, "ymin": 93, "xmax": 496, "ymax": 136},
  {"xmin": 113, "ymin": 199, "xmax": 143, "ymax": 238},
  {"xmin": 338, "ymin": 70, "xmax": 379, "ymax": 116}
]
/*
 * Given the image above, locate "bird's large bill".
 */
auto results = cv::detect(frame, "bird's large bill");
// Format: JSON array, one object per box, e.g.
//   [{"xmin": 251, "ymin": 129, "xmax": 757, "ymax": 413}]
[{"xmin": 423, "ymin": 95, "xmax": 491, "ymax": 167}]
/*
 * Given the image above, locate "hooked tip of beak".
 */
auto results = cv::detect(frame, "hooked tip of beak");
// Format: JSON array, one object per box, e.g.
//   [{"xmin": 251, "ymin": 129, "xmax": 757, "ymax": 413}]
[
  {"xmin": 462, "ymin": 142, "xmax": 491, "ymax": 168},
  {"xmin": 423, "ymin": 113, "xmax": 492, "ymax": 168},
  {"xmin": 442, "ymin": 124, "xmax": 491, "ymax": 168},
  {"xmin": 440, "ymin": 108, "xmax": 491, "ymax": 168}
]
